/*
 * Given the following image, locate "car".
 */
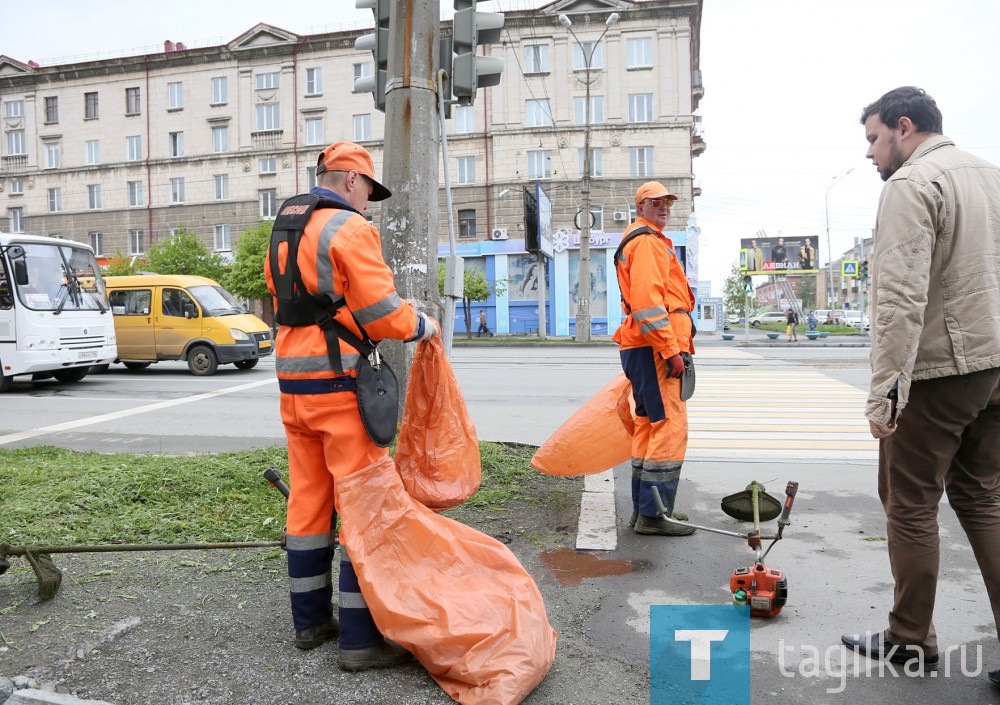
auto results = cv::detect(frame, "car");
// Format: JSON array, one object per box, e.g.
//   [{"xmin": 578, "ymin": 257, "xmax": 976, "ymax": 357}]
[
  {"xmin": 813, "ymin": 309, "xmax": 842, "ymax": 325},
  {"xmin": 842, "ymin": 310, "xmax": 870, "ymax": 330},
  {"xmin": 749, "ymin": 311, "xmax": 788, "ymax": 327}
]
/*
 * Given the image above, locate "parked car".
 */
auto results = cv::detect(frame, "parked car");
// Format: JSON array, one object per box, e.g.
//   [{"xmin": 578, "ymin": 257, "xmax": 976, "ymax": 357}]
[
  {"xmin": 842, "ymin": 309, "xmax": 870, "ymax": 330},
  {"xmin": 749, "ymin": 311, "xmax": 788, "ymax": 327},
  {"xmin": 813, "ymin": 309, "xmax": 842, "ymax": 325}
]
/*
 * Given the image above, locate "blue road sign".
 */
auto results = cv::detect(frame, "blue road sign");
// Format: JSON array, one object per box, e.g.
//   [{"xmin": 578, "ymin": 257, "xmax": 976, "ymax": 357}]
[{"xmin": 842, "ymin": 260, "xmax": 859, "ymax": 277}]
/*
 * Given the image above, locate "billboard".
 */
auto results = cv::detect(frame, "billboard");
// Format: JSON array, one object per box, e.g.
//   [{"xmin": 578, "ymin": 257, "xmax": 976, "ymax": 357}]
[
  {"xmin": 740, "ymin": 235, "xmax": 819, "ymax": 275},
  {"xmin": 524, "ymin": 183, "xmax": 554, "ymax": 258}
]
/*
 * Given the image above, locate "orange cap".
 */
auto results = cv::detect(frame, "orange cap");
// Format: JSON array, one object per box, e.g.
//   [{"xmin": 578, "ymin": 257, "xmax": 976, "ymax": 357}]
[
  {"xmin": 635, "ymin": 181, "xmax": 678, "ymax": 205},
  {"xmin": 315, "ymin": 141, "xmax": 391, "ymax": 201}
]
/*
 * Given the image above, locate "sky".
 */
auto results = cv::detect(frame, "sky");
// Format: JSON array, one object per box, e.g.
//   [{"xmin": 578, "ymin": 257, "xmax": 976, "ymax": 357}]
[{"xmin": 3, "ymin": 0, "xmax": 1000, "ymax": 296}]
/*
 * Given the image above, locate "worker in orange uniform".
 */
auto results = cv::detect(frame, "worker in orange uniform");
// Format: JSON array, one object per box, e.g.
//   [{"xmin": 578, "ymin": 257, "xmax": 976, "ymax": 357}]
[
  {"xmin": 613, "ymin": 182, "xmax": 696, "ymax": 536},
  {"xmin": 264, "ymin": 141, "xmax": 439, "ymax": 671}
]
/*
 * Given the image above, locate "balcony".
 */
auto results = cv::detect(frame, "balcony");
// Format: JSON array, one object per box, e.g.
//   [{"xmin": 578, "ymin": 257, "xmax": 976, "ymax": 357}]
[
  {"xmin": 1, "ymin": 155, "xmax": 28, "ymax": 172},
  {"xmin": 251, "ymin": 130, "xmax": 283, "ymax": 150}
]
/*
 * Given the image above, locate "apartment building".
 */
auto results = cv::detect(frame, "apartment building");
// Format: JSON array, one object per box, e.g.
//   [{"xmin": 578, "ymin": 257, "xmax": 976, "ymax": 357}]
[{"xmin": 1, "ymin": 0, "xmax": 704, "ymax": 334}]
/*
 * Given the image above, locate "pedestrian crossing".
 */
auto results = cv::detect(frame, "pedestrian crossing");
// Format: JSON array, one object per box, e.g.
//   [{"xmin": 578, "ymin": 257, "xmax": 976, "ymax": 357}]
[{"xmin": 687, "ymin": 369, "xmax": 878, "ymax": 461}]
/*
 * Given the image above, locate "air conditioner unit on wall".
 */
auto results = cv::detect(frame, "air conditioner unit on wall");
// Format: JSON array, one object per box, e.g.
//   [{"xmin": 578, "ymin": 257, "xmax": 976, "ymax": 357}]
[
  {"xmin": 613, "ymin": 211, "xmax": 629, "ymax": 221},
  {"xmin": 489, "ymin": 227, "xmax": 509, "ymax": 241}
]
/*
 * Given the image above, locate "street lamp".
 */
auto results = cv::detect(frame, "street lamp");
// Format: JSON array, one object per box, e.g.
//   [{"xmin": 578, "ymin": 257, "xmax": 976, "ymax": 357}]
[
  {"xmin": 824, "ymin": 168, "xmax": 854, "ymax": 308},
  {"xmin": 559, "ymin": 11, "xmax": 619, "ymax": 343}
]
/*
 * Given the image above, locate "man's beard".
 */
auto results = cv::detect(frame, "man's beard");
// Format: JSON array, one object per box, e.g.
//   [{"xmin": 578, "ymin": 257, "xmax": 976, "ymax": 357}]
[{"xmin": 879, "ymin": 137, "xmax": 906, "ymax": 181}]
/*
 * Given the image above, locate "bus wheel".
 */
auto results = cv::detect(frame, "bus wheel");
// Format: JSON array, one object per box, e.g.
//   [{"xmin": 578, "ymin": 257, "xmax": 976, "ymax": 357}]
[
  {"xmin": 188, "ymin": 345, "xmax": 218, "ymax": 376},
  {"xmin": 234, "ymin": 359, "xmax": 259, "ymax": 370},
  {"xmin": 123, "ymin": 361, "xmax": 152, "ymax": 371},
  {"xmin": 53, "ymin": 367, "xmax": 89, "ymax": 383}
]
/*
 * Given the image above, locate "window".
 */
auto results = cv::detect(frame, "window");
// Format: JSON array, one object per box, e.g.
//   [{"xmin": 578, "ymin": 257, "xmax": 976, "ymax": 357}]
[
  {"xmin": 572, "ymin": 41, "xmax": 604, "ymax": 70},
  {"xmin": 628, "ymin": 94, "xmax": 654, "ymax": 123},
  {"xmin": 8, "ymin": 207, "xmax": 24, "ymax": 233},
  {"xmin": 129, "ymin": 229, "xmax": 144, "ymax": 256},
  {"xmin": 48, "ymin": 187, "xmax": 62, "ymax": 212},
  {"xmin": 256, "ymin": 103, "xmax": 280, "ymax": 131},
  {"xmin": 306, "ymin": 167, "xmax": 318, "ymax": 191},
  {"xmin": 126, "ymin": 87, "xmax": 141, "ymax": 115},
  {"xmin": 89, "ymin": 232, "xmax": 103, "ymax": 256},
  {"xmin": 170, "ymin": 177, "xmax": 185, "ymax": 204},
  {"xmin": 256, "ymin": 72, "xmax": 280, "ymax": 90},
  {"xmin": 10, "ymin": 179, "xmax": 23, "ymax": 195},
  {"xmin": 353, "ymin": 114, "xmax": 371, "ymax": 142},
  {"xmin": 126, "ymin": 135, "xmax": 142, "ymax": 161},
  {"xmin": 588, "ymin": 206, "xmax": 605, "ymax": 233},
  {"xmin": 458, "ymin": 209, "xmax": 477, "ymax": 239},
  {"xmin": 525, "ymin": 99, "xmax": 553, "ymax": 127},
  {"xmin": 211, "ymin": 76, "xmax": 228, "ymax": 105},
  {"xmin": 214, "ymin": 174, "xmax": 229, "ymax": 200},
  {"xmin": 169, "ymin": 131, "xmax": 184, "ymax": 157},
  {"xmin": 45, "ymin": 143, "xmax": 61, "ymax": 169},
  {"xmin": 3, "ymin": 100, "xmax": 23, "ymax": 118},
  {"xmin": 260, "ymin": 189, "xmax": 277, "ymax": 219},
  {"xmin": 168, "ymin": 82, "xmax": 184, "ymax": 109},
  {"xmin": 213, "ymin": 225, "xmax": 232, "ymax": 251},
  {"xmin": 573, "ymin": 96, "xmax": 605, "ymax": 125},
  {"xmin": 456, "ymin": 105, "xmax": 475, "ymax": 134},
  {"xmin": 87, "ymin": 184, "xmax": 102, "ymax": 210},
  {"xmin": 457, "ymin": 155, "xmax": 475, "ymax": 184},
  {"xmin": 211, "ymin": 126, "xmax": 228, "ymax": 153},
  {"xmin": 578, "ymin": 147, "xmax": 603, "ymax": 177},
  {"xmin": 627, "ymin": 37, "xmax": 653, "ymax": 68},
  {"xmin": 306, "ymin": 67, "xmax": 322, "ymax": 95},
  {"xmin": 306, "ymin": 117, "xmax": 324, "ymax": 146},
  {"xmin": 85, "ymin": 92, "xmax": 99, "ymax": 119},
  {"xmin": 259, "ymin": 157, "xmax": 276, "ymax": 174},
  {"xmin": 86, "ymin": 139, "xmax": 100, "ymax": 165},
  {"xmin": 353, "ymin": 62, "xmax": 371, "ymax": 84},
  {"xmin": 127, "ymin": 180, "xmax": 145, "ymax": 207},
  {"xmin": 630, "ymin": 147, "xmax": 654, "ymax": 177},
  {"xmin": 5, "ymin": 130, "xmax": 25, "ymax": 155},
  {"xmin": 524, "ymin": 44, "xmax": 549, "ymax": 73},
  {"xmin": 45, "ymin": 96, "xmax": 59, "ymax": 123},
  {"xmin": 527, "ymin": 150, "xmax": 551, "ymax": 179}
]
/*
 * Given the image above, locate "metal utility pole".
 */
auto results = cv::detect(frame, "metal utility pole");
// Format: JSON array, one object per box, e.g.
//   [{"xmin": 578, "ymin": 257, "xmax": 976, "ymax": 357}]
[
  {"xmin": 559, "ymin": 12, "xmax": 618, "ymax": 343},
  {"xmin": 379, "ymin": 0, "xmax": 441, "ymax": 411},
  {"xmin": 824, "ymin": 168, "xmax": 854, "ymax": 309}
]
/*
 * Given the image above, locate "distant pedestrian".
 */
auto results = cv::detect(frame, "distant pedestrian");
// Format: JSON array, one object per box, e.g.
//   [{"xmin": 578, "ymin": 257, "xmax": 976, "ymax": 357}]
[
  {"xmin": 807, "ymin": 310, "xmax": 818, "ymax": 331},
  {"xmin": 477, "ymin": 309, "xmax": 493, "ymax": 337},
  {"xmin": 785, "ymin": 308, "xmax": 798, "ymax": 341}
]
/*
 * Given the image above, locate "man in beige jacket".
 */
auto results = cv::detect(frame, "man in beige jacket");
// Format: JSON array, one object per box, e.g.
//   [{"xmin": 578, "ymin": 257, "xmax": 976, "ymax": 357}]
[{"xmin": 841, "ymin": 87, "xmax": 1000, "ymax": 686}]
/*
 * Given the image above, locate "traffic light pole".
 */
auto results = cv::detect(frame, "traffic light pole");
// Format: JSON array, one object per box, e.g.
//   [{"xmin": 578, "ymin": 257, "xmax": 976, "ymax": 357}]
[{"xmin": 379, "ymin": 0, "xmax": 441, "ymax": 409}]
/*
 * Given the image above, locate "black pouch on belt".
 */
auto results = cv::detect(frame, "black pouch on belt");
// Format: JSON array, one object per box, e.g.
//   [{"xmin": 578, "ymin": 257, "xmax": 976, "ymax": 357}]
[
  {"xmin": 679, "ymin": 352, "xmax": 695, "ymax": 401},
  {"xmin": 355, "ymin": 345, "xmax": 399, "ymax": 447}
]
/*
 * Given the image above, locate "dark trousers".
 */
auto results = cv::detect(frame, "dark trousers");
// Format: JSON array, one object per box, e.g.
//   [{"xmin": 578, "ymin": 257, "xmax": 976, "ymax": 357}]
[{"xmin": 879, "ymin": 367, "xmax": 1000, "ymax": 653}]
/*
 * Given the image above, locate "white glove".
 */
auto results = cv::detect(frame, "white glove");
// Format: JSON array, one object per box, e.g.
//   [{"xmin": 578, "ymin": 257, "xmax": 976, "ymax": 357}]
[{"xmin": 418, "ymin": 312, "xmax": 440, "ymax": 341}]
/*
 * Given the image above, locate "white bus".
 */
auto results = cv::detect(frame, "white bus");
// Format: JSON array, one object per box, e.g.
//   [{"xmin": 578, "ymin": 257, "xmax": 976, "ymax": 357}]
[{"xmin": 0, "ymin": 233, "xmax": 117, "ymax": 392}]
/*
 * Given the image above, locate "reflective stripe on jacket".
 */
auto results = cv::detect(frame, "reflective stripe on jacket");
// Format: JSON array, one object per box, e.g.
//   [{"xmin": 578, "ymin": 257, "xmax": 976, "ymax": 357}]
[
  {"xmin": 612, "ymin": 217, "xmax": 696, "ymax": 357},
  {"xmin": 264, "ymin": 203, "xmax": 419, "ymax": 381}
]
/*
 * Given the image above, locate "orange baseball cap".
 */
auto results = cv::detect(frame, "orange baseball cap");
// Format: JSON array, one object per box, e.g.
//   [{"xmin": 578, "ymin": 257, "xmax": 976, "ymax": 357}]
[
  {"xmin": 635, "ymin": 181, "xmax": 678, "ymax": 205},
  {"xmin": 315, "ymin": 141, "xmax": 392, "ymax": 201}
]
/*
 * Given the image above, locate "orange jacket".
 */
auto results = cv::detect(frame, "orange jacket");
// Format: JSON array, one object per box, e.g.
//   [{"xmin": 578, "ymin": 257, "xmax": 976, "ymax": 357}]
[
  {"xmin": 612, "ymin": 218, "xmax": 696, "ymax": 357},
  {"xmin": 264, "ymin": 205, "xmax": 420, "ymax": 381}
]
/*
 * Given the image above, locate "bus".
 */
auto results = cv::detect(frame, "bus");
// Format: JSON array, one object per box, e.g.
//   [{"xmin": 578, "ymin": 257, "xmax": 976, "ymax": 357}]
[{"xmin": 0, "ymin": 233, "xmax": 117, "ymax": 392}]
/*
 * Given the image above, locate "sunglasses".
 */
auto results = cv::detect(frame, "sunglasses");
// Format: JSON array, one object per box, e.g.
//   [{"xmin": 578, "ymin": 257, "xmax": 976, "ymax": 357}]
[{"xmin": 643, "ymin": 197, "xmax": 675, "ymax": 208}]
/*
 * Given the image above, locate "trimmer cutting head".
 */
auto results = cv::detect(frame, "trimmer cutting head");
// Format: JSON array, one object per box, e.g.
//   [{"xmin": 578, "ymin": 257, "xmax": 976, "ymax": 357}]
[{"xmin": 721, "ymin": 484, "xmax": 783, "ymax": 522}]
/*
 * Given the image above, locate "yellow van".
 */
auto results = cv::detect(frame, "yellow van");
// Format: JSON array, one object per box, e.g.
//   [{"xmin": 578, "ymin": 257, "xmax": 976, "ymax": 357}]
[{"xmin": 103, "ymin": 274, "xmax": 272, "ymax": 376}]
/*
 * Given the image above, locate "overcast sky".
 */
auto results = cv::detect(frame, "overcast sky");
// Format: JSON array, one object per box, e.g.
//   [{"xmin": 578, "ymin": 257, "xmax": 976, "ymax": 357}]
[{"xmin": 3, "ymin": 0, "xmax": 999, "ymax": 295}]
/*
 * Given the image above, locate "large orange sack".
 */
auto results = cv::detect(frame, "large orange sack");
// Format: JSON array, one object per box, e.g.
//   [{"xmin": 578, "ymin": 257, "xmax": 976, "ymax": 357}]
[
  {"xmin": 396, "ymin": 336, "xmax": 481, "ymax": 509},
  {"xmin": 530, "ymin": 372, "xmax": 634, "ymax": 476},
  {"xmin": 336, "ymin": 456, "xmax": 557, "ymax": 705}
]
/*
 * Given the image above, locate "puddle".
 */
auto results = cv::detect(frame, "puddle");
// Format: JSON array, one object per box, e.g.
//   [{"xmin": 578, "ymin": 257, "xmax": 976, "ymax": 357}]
[{"xmin": 540, "ymin": 547, "xmax": 633, "ymax": 587}]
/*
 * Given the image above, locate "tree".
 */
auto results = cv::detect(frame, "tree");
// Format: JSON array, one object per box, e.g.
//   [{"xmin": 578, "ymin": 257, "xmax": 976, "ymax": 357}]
[
  {"xmin": 722, "ymin": 262, "xmax": 751, "ymax": 319},
  {"xmin": 103, "ymin": 251, "xmax": 143, "ymax": 276},
  {"xmin": 226, "ymin": 220, "xmax": 272, "ymax": 301},
  {"xmin": 146, "ymin": 228, "xmax": 227, "ymax": 281},
  {"xmin": 437, "ymin": 262, "xmax": 507, "ymax": 339}
]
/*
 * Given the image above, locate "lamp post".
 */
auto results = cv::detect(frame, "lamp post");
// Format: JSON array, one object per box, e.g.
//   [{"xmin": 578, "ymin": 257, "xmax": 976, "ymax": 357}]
[
  {"xmin": 824, "ymin": 168, "xmax": 854, "ymax": 308},
  {"xmin": 559, "ymin": 11, "xmax": 618, "ymax": 343}
]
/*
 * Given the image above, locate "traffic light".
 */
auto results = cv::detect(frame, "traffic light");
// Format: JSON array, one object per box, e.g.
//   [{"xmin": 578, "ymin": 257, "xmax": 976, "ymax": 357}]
[
  {"xmin": 860, "ymin": 260, "xmax": 869, "ymax": 280},
  {"xmin": 452, "ymin": 0, "xmax": 505, "ymax": 106},
  {"xmin": 742, "ymin": 275, "xmax": 753, "ymax": 294},
  {"xmin": 353, "ymin": 0, "xmax": 390, "ymax": 112}
]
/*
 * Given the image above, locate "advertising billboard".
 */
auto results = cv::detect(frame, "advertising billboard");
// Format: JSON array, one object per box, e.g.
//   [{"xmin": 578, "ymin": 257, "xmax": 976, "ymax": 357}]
[
  {"xmin": 740, "ymin": 236, "xmax": 819, "ymax": 275},
  {"xmin": 524, "ymin": 183, "xmax": 554, "ymax": 258}
]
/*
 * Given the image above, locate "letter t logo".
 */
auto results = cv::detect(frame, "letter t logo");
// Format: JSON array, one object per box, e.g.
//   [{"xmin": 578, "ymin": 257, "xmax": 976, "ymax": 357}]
[{"xmin": 675, "ymin": 629, "xmax": 729, "ymax": 680}]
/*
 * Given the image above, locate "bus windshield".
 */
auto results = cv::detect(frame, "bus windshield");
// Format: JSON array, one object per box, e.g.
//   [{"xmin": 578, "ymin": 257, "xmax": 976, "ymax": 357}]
[{"xmin": 13, "ymin": 242, "xmax": 107, "ymax": 313}]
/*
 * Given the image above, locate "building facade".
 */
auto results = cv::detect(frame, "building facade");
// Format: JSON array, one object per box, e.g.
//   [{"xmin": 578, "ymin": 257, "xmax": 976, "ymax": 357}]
[{"xmin": 1, "ymin": 0, "xmax": 704, "ymax": 335}]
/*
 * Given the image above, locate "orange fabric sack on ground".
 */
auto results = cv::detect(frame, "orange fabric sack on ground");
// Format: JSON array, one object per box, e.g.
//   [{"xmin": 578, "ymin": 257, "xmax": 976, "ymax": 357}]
[
  {"xmin": 395, "ymin": 336, "xmax": 481, "ymax": 510},
  {"xmin": 530, "ymin": 372, "xmax": 634, "ymax": 476},
  {"xmin": 336, "ymin": 456, "xmax": 557, "ymax": 705}
]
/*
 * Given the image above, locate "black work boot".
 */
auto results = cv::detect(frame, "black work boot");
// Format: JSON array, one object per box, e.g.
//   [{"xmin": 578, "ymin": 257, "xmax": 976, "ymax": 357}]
[
  {"xmin": 630, "ymin": 509, "xmax": 688, "ymax": 527},
  {"xmin": 294, "ymin": 616, "xmax": 340, "ymax": 650},
  {"xmin": 634, "ymin": 514, "xmax": 696, "ymax": 536},
  {"xmin": 338, "ymin": 638, "xmax": 413, "ymax": 672}
]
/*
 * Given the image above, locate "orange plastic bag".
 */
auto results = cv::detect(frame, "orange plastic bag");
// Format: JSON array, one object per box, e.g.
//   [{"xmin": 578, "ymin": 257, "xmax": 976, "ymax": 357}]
[
  {"xmin": 530, "ymin": 372, "xmax": 635, "ymax": 476},
  {"xmin": 395, "ymin": 336, "xmax": 481, "ymax": 510},
  {"xmin": 336, "ymin": 456, "xmax": 557, "ymax": 705}
]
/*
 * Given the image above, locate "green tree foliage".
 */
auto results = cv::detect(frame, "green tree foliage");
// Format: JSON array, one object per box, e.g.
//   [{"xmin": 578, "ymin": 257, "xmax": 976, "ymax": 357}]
[
  {"xmin": 437, "ymin": 261, "xmax": 508, "ymax": 339},
  {"xmin": 723, "ymin": 262, "xmax": 751, "ymax": 319},
  {"xmin": 226, "ymin": 220, "xmax": 272, "ymax": 301},
  {"xmin": 146, "ymin": 228, "xmax": 227, "ymax": 281},
  {"xmin": 103, "ymin": 251, "xmax": 143, "ymax": 276}
]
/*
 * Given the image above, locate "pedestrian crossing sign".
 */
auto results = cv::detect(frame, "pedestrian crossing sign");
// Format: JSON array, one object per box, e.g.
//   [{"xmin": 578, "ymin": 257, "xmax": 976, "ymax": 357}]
[{"xmin": 842, "ymin": 260, "xmax": 859, "ymax": 277}]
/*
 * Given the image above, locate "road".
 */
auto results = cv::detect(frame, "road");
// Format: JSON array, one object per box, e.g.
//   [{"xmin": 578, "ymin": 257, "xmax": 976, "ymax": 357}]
[{"xmin": 2, "ymin": 337, "xmax": 999, "ymax": 704}]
